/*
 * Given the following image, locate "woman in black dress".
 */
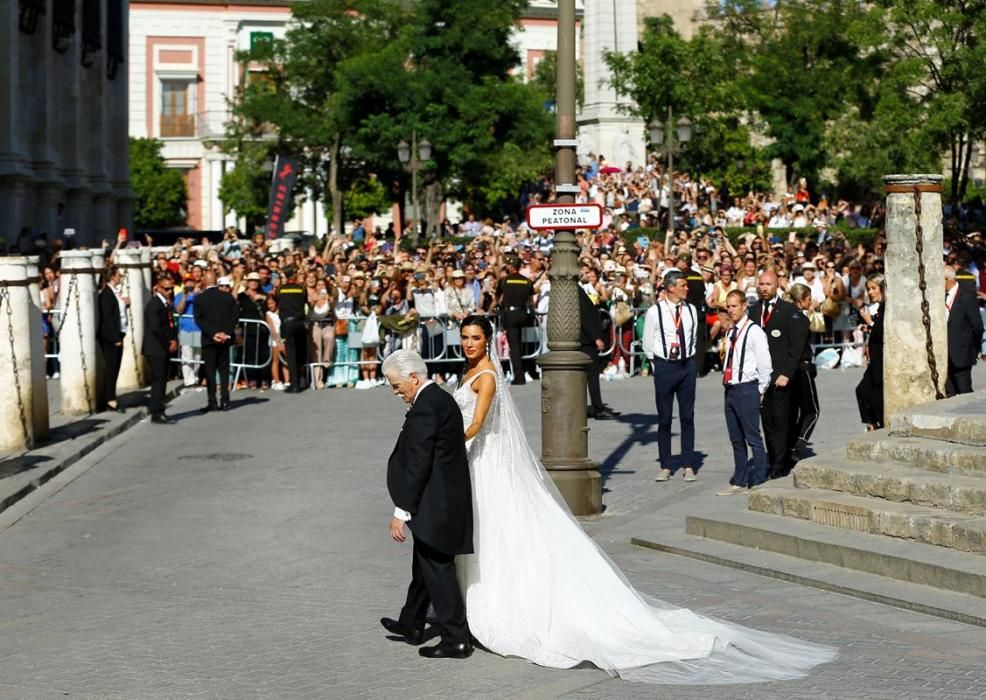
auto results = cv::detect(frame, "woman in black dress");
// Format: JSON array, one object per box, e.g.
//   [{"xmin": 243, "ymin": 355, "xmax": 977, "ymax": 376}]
[{"xmin": 855, "ymin": 274, "xmax": 885, "ymax": 430}]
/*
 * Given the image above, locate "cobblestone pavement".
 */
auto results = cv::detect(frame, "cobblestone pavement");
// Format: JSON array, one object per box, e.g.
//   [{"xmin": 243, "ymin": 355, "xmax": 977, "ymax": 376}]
[{"xmin": 0, "ymin": 368, "xmax": 984, "ymax": 699}]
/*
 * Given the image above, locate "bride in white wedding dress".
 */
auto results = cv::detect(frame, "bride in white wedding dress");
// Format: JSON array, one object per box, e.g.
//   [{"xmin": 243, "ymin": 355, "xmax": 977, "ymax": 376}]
[{"xmin": 451, "ymin": 316, "xmax": 836, "ymax": 685}]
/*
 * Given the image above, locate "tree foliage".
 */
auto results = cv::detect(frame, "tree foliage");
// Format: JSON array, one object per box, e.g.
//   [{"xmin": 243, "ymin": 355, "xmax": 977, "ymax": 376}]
[{"xmin": 129, "ymin": 138, "xmax": 187, "ymax": 229}]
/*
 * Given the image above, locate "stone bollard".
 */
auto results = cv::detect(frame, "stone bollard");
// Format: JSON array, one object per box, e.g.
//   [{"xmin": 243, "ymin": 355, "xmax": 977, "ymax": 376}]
[
  {"xmin": 57, "ymin": 250, "xmax": 100, "ymax": 415},
  {"xmin": 25, "ymin": 256, "xmax": 50, "ymax": 441},
  {"xmin": 883, "ymin": 174, "xmax": 948, "ymax": 421},
  {"xmin": 0, "ymin": 257, "xmax": 47, "ymax": 451},
  {"xmin": 114, "ymin": 248, "xmax": 148, "ymax": 389}
]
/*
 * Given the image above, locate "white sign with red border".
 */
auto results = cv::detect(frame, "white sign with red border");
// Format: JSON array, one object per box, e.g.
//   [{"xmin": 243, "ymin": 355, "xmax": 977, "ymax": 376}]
[{"xmin": 526, "ymin": 203, "xmax": 604, "ymax": 231}]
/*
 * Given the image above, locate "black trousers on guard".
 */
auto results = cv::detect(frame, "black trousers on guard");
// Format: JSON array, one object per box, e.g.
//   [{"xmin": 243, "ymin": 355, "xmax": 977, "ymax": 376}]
[
  {"xmin": 581, "ymin": 344, "xmax": 604, "ymax": 414},
  {"xmin": 789, "ymin": 364, "xmax": 820, "ymax": 453},
  {"xmin": 146, "ymin": 354, "xmax": 169, "ymax": 415},
  {"xmin": 946, "ymin": 362, "xmax": 974, "ymax": 397},
  {"xmin": 99, "ymin": 340, "xmax": 123, "ymax": 407},
  {"xmin": 202, "ymin": 344, "xmax": 231, "ymax": 406},
  {"xmin": 399, "ymin": 536, "xmax": 470, "ymax": 644},
  {"xmin": 502, "ymin": 308, "xmax": 530, "ymax": 384},
  {"xmin": 281, "ymin": 320, "xmax": 308, "ymax": 390},
  {"xmin": 760, "ymin": 383, "xmax": 792, "ymax": 478}
]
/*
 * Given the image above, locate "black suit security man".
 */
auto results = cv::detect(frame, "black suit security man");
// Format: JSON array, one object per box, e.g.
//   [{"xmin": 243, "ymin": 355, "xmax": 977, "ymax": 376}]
[
  {"xmin": 497, "ymin": 258, "xmax": 534, "ymax": 385},
  {"xmin": 96, "ymin": 265, "xmax": 128, "ymax": 413},
  {"xmin": 194, "ymin": 272, "xmax": 239, "ymax": 412},
  {"xmin": 945, "ymin": 267, "xmax": 985, "ymax": 396},
  {"xmin": 142, "ymin": 273, "xmax": 177, "ymax": 424},
  {"xmin": 381, "ymin": 349, "xmax": 474, "ymax": 660},
  {"xmin": 748, "ymin": 269, "xmax": 808, "ymax": 479},
  {"xmin": 277, "ymin": 266, "xmax": 308, "ymax": 393},
  {"xmin": 579, "ymin": 285, "xmax": 619, "ymax": 419}
]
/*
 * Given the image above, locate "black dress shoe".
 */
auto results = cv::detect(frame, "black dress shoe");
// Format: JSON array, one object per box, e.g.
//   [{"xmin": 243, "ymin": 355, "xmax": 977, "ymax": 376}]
[
  {"xmin": 601, "ymin": 404, "xmax": 622, "ymax": 416},
  {"xmin": 200, "ymin": 405, "xmax": 216, "ymax": 414},
  {"xmin": 419, "ymin": 641, "xmax": 474, "ymax": 659},
  {"xmin": 220, "ymin": 401, "xmax": 230, "ymax": 411},
  {"xmin": 151, "ymin": 413, "xmax": 176, "ymax": 425},
  {"xmin": 510, "ymin": 380, "xmax": 526, "ymax": 386},
  {"xmin": 284, "ymin": 385, "xmax": 301, "ymax": 394},
  {"xmin": 380, "ymin": 617, "xmax": 424, "ymax": 645},
  {"xmin": 105, "ymin": 404, "xmax": 125, "ymax": 414}
]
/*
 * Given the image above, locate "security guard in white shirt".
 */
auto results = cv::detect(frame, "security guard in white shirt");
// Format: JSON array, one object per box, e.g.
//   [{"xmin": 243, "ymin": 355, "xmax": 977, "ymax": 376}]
[
  {"xmin": 642, "ymin": 270, "xmax": 699, "ymax": 482},
  {"xmin": 717, "ymin": 290, "xmax": 773, "ymax": 495}
]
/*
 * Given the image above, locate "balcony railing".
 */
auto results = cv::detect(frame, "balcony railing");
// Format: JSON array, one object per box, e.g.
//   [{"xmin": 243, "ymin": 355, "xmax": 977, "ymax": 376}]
[{"xmin": 160, "ymin": 114, "xmax": 195, "ymax": 138}]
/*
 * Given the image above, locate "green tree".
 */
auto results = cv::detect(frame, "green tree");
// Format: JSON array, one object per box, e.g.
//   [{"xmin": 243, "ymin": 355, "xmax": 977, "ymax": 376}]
[
  {"xmin": 217, "ymin": 142, "xmax": 274, "ymax": 234},
  {"xmin": 531, "ymin": 50, "xmax": 583, "ymax": 108},
  {"xmin": 129, "ymin": 137, "xmax": 187, "ymax": 229}
]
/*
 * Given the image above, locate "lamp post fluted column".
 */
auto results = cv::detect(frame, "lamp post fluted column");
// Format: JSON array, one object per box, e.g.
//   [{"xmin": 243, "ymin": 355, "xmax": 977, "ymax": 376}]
[{"xmin": 537, "ymin": 0, "xmax": 602, "ymax": 516}]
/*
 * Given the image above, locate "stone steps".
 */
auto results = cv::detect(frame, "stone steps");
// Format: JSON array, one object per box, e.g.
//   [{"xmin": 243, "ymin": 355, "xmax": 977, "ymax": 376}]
[
  {"xmin": 794, "ymin": 455, "xmax": 986, "ymax": 516},
  {"xmin": 748, "ymin": 485, "xmax": 986, "ymax": 554},
  {"xmin": 846, "ymin": 432, "xmax": 986, "ymax": 478},
  {"xmin": 629, "ymin": 506, "xmax": 986, "ymax": 627},
  {"xmin": 889, "ymin": 393, "xmax": 986, "ymax": 447}
]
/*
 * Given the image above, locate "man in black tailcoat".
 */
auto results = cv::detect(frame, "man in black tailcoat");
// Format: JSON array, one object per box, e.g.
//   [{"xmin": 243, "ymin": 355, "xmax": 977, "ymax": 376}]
[
  {"xmin": 945, "ymin": 267, "xmax": 984, "ymax": 396},
  {"xmin": 194, "ymin": 272, "xmax": 239, "ymax": 412},
  {"xmin": 748, "ymin": 269, "xmax": 808, "ymax": 478},
  {"xmin": 142, "ymin": 273, "xmax": 177, "ymax": 424},
  {"xmin": 380, "ymin": 349, "xmax": 474, "ymax": 660}
]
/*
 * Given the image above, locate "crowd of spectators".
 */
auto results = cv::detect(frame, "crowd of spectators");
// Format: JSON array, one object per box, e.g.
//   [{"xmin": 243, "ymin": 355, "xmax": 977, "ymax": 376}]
[{"xmin": 25, "ymin": 154, "xmax": 986, "ymax": 404}]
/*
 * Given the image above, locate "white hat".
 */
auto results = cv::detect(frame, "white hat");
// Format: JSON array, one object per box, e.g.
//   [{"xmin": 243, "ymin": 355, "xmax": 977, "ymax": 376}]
[
  {"xmin": 792, "ymin": 203, "xmax": 805, "ymax": 212},
  {"xmin": 217, "ymin": 276, "xmax": 232, "ymax": 286},
  {"xmin": 193, "ymin": 260, "xmax": 209, "ymax": 269}
]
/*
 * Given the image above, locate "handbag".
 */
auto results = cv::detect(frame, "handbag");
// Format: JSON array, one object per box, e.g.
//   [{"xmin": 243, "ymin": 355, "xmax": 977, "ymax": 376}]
[
  {"xmin": 613, "ymin": 301, "xmax": 634, "ymax": 327},
  {"xmin": 496, "ymin": 330, "xmax": 510, "ymax": 360},
  {"xmin": 808, "ymin": 311, "xmax": 826, "ymax": 333},
  {"xmin": 821, "ymin": 297, "xmax": 841, "ymax": 318},
  {"xmin": 360, "ymin": 311, "xmax": 379, "ymax": 346},
  {"xmin": 334, "ymin": 318, "xmax": 349, "ymax": 337}
]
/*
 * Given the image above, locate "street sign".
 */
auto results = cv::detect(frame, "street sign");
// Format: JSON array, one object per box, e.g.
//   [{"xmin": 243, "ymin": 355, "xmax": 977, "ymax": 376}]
[{"xmin": 526, "ymin": 203, "xmax": 603, "ymax": 230}]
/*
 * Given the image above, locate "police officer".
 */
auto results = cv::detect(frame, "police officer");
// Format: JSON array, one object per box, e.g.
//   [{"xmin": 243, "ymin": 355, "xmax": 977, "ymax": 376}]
[
  {"xmin": 277, "ymin": 266, "xmax": 308, "ymax": 393},
  {"xmin": 748, "ymin": 269, "xmax": 808, "ymax": 479},
  {"xmin": 497, "ymin": 258, "xmax": 534, "ymax": 385},
  {"xmin": 717, "ymin": 290, "xmax": 773, "ymax": 495},
  {"xmin": 642, "ymin": 270, "xmax": 699, "ymax": 482}
]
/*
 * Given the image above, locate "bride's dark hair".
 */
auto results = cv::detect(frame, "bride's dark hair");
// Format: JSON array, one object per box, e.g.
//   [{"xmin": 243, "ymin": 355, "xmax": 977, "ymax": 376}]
[{"xmin": 460, "ymin": 314, "xmax": 494, "ymax": 342}]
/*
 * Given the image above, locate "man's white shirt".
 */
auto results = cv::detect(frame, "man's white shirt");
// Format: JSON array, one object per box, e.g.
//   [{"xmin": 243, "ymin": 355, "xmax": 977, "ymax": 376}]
[
  {"xmin": 724, "ymin": 318, "xmax": 773, "ymax": 395},
  {"xmin": 393, "ymin": 379, "xmax": 435, "ymax": 522},
  {"xmin": 641, "ymin": 299, "xmax": 698, "ymax": 360}
]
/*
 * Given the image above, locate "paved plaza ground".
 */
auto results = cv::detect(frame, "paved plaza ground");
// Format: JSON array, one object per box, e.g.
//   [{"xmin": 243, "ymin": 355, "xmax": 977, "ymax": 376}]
[{"xmin": 0, "ymin": 368, "xmax": 985, "ymax": 698}]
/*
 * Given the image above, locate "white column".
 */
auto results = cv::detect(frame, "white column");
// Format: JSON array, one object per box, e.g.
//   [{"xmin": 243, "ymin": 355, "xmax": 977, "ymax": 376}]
[
  {"xmin": 140, "ymin": 246, "xmax": 153, "ymax": 290},
  {"xmin": 0, "ymin": 257, "xmax": 46, "ymax": 451},
  {"xmin": 209, "ymin": 159, "xmax": 224, "ymax": 231},
  {"xmin": 57, "ymin": 250, "xmax": 99, "ymax": 414},
  {"xmin": 114, "ymin": 248, "xmax": 148, "ymax": 390},
  {"xmin": 25, "ymin": 255, "xmax": 50, "ymax": 441}
]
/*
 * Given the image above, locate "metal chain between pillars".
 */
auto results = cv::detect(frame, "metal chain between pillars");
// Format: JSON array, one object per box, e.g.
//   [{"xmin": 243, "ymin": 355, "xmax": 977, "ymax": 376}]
[
  {"xmin": 0, "ymin": 284, "xmax": 30, "ymax": 441},
  {"xmin": 912, "ymin": 185, "xmax": 945, "ymax": 401}
]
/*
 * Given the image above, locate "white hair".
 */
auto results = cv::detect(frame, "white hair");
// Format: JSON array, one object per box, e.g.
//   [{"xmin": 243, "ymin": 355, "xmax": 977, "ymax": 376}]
[{"xmin": 381, "ymin": 349, "xmax": 427, "ymax": 379}]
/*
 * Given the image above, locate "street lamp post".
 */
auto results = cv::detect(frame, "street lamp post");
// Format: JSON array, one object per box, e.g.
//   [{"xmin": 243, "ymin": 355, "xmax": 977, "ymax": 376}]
[
  {"xmin": 649, "ymin": 108, "xmax": 691, "ymax": 231},
  {"xmin": 537, "ymin": 0, "xmax": 602, "ymax": 516},
  {"xmin": 397, "ymin": 131, "xmax": 431, "ymax": 244}
]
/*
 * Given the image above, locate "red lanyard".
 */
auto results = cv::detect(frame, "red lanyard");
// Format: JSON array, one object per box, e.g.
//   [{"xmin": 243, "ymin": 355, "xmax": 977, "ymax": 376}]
[
  {"xmin": 668, "ymin": 302, "xmax": 684, "ymax": 347},
  {"xmin": 723, "ymin": 318, "xmax": 749, "ymax": 384},
  {"xmin": 761, "ymin": 300, "xmax": 774, "ymax": 327}
]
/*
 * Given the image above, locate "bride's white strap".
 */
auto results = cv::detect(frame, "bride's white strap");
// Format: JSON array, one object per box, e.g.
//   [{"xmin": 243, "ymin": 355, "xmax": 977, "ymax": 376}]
[{"xmin": 467, "ymin": 368, "xmax": 498, "ymax": 385}]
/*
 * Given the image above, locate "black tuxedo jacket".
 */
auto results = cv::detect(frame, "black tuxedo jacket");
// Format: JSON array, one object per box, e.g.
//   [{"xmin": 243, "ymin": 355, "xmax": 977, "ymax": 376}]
[
  {"xmin": 947, "ymin": 287, "xmax": 984, "ymax": 369},
  {"xmin": 195, "ymin": 287, "xmax": 239, "ymax": 346},
  {"xmin": 96, "ymin": 286, "xmax": 124, "ymax": 344},
  {"xmin": 387, "ymin": 383, "xmax": 473, "ymax": 555},
  {"xmin": 142, "ymin": 295, "xmax": 176, "ymax": 358},
  {"xmin": 748, "ymin": 297, "xmax": 807, "ymax": 380}
]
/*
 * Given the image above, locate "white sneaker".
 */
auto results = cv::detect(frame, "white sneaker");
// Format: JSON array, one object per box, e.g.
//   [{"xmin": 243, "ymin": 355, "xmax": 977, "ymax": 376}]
[
  {"xmin": 446, "ymin": 375, "xmax": 459, "ymax": 386},
  {"xmin": 51, "ymin": 372, "xmax": 60, "ymax": 379},
  {"xmin": 524, "ymin": 372, "xmax": 536, "ymax": 382},
  {"xmin": 272, "ymin": 381, "xmax": 285, "ymax": 391},
  {"xmin": 375, "ymin": 378, "xmax": 386, "ymax": 387},
  {"xmin": 355, "ymin": 379, "xmax": 371, "ymax": 390}
]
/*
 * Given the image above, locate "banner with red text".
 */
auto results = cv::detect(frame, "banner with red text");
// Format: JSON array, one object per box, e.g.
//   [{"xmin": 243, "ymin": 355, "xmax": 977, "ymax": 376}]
[{"xmin": 264, "ymin": 155, "xmax": 299, "ymax": 239}]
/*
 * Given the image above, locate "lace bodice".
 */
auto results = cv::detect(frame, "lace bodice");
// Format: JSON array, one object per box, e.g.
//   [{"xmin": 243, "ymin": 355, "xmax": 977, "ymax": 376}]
[{"xmin": 453, "ymin": 369, "xmax": 497, "ymax": 428}]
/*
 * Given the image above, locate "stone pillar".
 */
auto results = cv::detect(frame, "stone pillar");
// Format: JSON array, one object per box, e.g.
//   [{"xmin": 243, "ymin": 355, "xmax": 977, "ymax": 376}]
[
  {"xmin": 140, "ymin": 247, "xmax": 153, "ymax": 290},
  {"xmin": 883, "ymin": 174, "xmax": 948, "ymax": 421},
  {"xmin": 25, "ymin": 256, "xmax": 49, "ymax": 441},
  {"xmin": 0, "ymin": 257, "xmax": 46, "ymax": 451},
  {"xmin": 57, "ymin": 250, "xmax": 99, "ymax": 414},
  {"xmin": 114, "ymin": 248, "xmax": 148, "ymax": 389}
]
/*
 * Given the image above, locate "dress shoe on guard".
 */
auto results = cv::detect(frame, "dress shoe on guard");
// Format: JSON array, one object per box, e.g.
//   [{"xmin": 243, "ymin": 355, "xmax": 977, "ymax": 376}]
[
  {"xmin": 151, "ymin": 413, "xmax": 176, "ymax": 425},
  {"xmin": 418, "ymin": 641, "xmax": 474, "ymax": 659},
  {"xmin": 380, "ymin": 617, "xmax": 424, "ymax": 645}
]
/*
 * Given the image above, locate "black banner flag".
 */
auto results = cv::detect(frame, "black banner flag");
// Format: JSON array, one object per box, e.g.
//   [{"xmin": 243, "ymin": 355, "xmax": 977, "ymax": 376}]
[{"xmin": 264, "ymin": 155, "xmax": 299, "ymax": 239}]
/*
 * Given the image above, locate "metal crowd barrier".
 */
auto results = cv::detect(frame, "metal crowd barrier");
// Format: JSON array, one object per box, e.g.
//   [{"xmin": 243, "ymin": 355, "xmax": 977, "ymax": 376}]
[
  {"xmin": 44, "ymin": 309, "xmax": 63, "ymax": 363},
  {"xmin": 172, "ymin": 314, "xmax": 272, "ymax": 391}
]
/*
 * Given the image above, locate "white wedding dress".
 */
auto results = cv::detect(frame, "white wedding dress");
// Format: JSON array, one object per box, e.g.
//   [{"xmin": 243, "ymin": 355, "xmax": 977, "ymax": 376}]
[{"xmin": 453, "ymin": 367, "xmax": 837, "ymax": 685}]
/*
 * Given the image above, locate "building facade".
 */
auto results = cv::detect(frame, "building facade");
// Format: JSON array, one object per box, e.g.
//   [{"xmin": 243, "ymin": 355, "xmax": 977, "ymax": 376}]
[{"xmin": 2, "ymin": 0, "xmax": 130, "ymax": 249}]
